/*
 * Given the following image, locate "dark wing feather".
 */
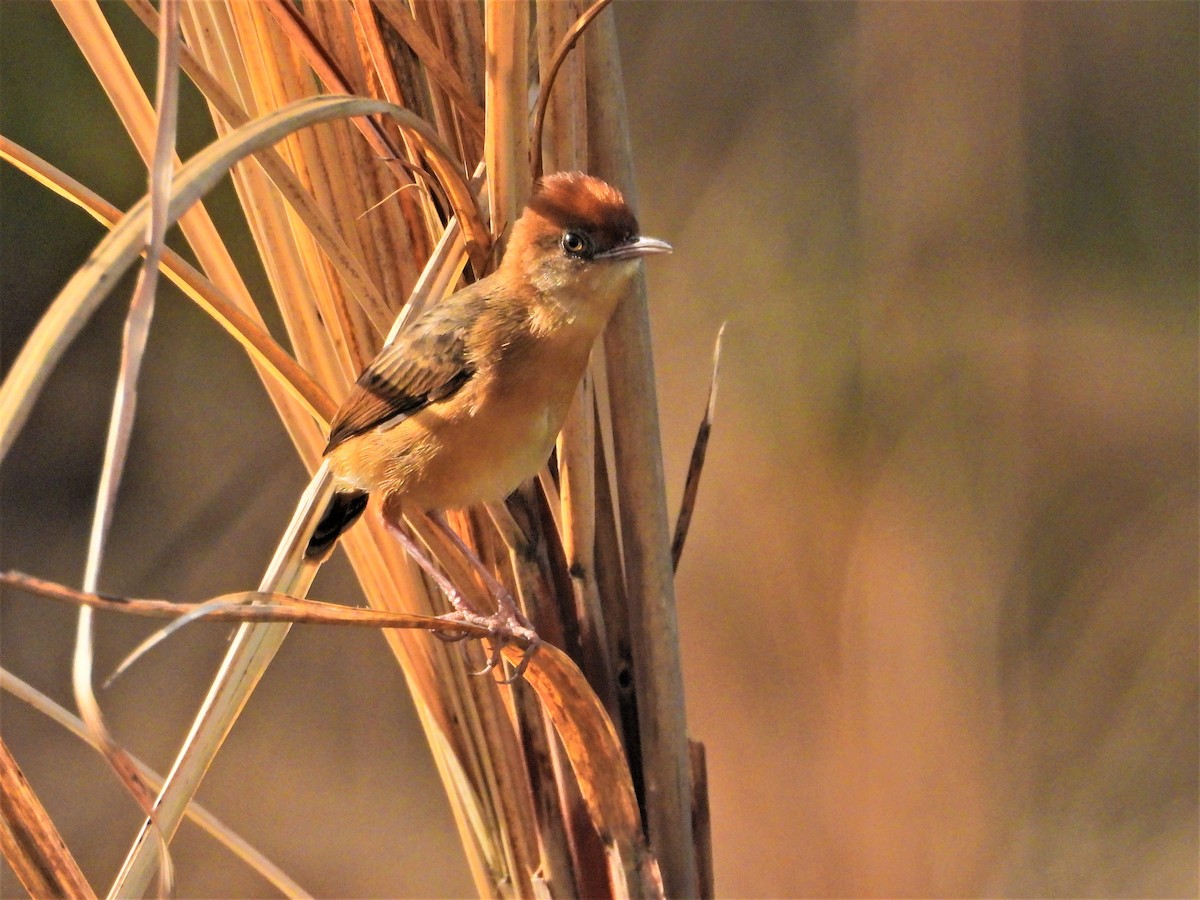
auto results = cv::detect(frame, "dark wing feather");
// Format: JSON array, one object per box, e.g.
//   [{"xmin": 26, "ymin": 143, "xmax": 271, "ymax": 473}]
[{"xmin": 324, "ymin": 304, "xmax": 478, "ymax": 454}]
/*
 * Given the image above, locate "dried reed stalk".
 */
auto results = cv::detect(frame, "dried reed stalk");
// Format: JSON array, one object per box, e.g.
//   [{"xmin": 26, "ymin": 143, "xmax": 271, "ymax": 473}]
[
  {"xmin": 0, "ymin": 2, "xmax": 704, "ymax": 896},
  {"xmin": 0, "ymin": 736, "xmax": 95, "ymax": 899}
]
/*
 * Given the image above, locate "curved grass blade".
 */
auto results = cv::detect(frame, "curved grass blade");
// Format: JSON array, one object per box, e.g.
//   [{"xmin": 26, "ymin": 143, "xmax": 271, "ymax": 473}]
[
  {"xmin": 504, "ymin": 643, "xmax": 661, "ymax": 898},
  {"xmin": 531, "ymin": 0, "xmax": 614, "ymax": 181},
  {"xmin": 73, "ymin": 6, "xmax": 183, "ymax": 894},
  {"xmin": 0, "ymin": 94, "xmax": 477, "ymax": 467},
  {"xmin": 0, "ymin": 138, "xmax": 336, "ymax": 425}
]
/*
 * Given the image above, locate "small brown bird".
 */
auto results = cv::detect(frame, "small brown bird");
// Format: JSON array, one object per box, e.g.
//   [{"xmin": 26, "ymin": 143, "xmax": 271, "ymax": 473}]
[{"xmin": 305, "ymin": 172, "xmax": 670, "ymax": 661}]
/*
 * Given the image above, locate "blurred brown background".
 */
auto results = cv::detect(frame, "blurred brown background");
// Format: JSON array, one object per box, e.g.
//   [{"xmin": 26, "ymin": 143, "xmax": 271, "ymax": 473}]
[{"xmin": 1, "ymin": 2, "xmax": 1196, "ymax": 897}]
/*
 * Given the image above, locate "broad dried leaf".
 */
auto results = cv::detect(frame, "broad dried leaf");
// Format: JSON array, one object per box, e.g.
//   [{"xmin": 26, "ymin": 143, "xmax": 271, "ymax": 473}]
[{"xmin": 506, "ymin": 644, "xmax": 660, "ymax": 897}]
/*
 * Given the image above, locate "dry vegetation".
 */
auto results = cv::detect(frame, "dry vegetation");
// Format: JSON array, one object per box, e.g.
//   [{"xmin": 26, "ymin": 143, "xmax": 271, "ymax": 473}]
[{"xmin": 2, "ymin": 2, "xmax": 1197, "ymax": 898}]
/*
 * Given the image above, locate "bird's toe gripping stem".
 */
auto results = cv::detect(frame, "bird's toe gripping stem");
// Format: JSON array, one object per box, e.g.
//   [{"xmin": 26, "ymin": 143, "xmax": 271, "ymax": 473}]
[{"xmin": 435, "ymin": 608, "xmax": 541, "ymax": 683}]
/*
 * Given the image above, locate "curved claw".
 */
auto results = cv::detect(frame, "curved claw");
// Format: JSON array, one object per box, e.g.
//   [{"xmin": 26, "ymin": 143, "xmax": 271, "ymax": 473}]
[
  {"xmin": 471, "ymin": 640, "xmax": 505, "ymax": 678},
  {"xmin": 473, "ymin": 635, "xmax": 540, "ymax": 684},
  {"xmin": 430, "ymin": 627, "xmax": 471, "ymax": 644},
  {"xmin": 491, "ymin": 637, "xmax": 540, "ymax": 684}
]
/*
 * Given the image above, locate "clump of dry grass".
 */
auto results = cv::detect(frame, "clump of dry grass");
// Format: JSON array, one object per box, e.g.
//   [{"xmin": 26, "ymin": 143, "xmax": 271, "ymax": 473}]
[{"xmin": 0, "ymin": 1, "xmax": 708, "ymax": 897}]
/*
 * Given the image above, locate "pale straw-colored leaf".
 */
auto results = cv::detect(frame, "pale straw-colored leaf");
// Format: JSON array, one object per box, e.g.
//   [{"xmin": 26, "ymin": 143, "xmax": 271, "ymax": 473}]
[
  {"xmin": 79, "ymin": 0, "xmax": 178, "ymax": 603},
  {"xmin": 73, "ymin": 6, "xmax": 182, "ymax": 893},
  {"xmin": 484, "ymin": 0, "xmax": 531, "ymax": 245}
]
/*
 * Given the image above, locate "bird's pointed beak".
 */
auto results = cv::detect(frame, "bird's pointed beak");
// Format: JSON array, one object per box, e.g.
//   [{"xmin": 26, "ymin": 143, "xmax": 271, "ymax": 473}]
[{"xmin": 595, "ymin": 236, "xmax": 673, "ymax": 261}]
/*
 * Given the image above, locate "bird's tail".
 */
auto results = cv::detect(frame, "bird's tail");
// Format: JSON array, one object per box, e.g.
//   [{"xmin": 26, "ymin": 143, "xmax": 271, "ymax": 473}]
[{"xmin": 305, "ymin": 489, "xmax": 369, "ymax": 561}]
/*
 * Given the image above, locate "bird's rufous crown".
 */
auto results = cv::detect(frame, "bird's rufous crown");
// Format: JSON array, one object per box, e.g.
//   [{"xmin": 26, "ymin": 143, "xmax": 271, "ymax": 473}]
[{"xmin": 523, "ymin": 172, "xmax": 640, "ymax": 250}]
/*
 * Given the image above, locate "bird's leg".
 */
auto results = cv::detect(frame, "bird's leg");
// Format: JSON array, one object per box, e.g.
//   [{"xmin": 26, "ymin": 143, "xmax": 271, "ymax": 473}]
[
  {"xmin": 426, "ymin": 511, "xmax": 540, "ymax": 680},
  {"xmin": 383, "ymin": 514, "xmax": 539, "ymax": 680},
  {"xmin": 382, "ymin": 518, "xmax": 475, "ymax": 644},
  {"xmin": 427, "ymin": 511, "xmax": 532, "ymax": 628}
]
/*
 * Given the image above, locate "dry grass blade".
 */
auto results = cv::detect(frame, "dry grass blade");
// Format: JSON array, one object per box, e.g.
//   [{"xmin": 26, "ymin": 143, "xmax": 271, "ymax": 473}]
[
  {"xmin": 502, "ymin": 643, "xmax": 661, "ymax": 898},
  {"xmin": 371, "ymin": 0, "xmax": 485, "ymax": 137},
  {"xmin": 71, "ymin": 6, "xmax": 183, "ymax": 894},
  {"xmin": 689, "ymin": 741, "xmax": 714, "ymax": 899},
  {"xmin": 0, "ymin": 137, "xmax": 335, "ymax": 425},
  {"xmin": 0, "ymin": 570, "xmax": 492, "ymax": 637},
  {"xmin": 484, "ymin": 0, "xmax": 530, "ymax": 243},
  {"xmin": 0, "ymin": 671, "xmax": 312, "ymax": 899},
  {"xmin": 78, "ymin": 0, "xmax": 179, "ymax": 652},
  {"xmin": 671, "ymin": 322, "xmax": 726, "ymax": 572},
  {"xmin": 0, "ymin": 736, "xmax": 96, "ymax": 899}
]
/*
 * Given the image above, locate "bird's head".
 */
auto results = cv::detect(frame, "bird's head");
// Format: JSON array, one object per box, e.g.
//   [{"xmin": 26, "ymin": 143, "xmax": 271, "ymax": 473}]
[{"xmin": 502, "ymin": 172, "xmax": 671, "ymax": 320}]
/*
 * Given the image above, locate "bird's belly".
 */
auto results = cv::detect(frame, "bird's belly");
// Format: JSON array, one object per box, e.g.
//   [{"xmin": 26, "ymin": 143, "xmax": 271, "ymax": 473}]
[
  {"xmin": 387, "ymin": 393, "xmax": 565, "ymax": 511},
  {"xmin": 434, "ymin": 407, "xmax": 555, "ymax": 506}
]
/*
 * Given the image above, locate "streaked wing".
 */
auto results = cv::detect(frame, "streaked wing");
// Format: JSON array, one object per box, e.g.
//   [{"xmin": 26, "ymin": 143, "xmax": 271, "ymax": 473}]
[{"xmin": 324, "ymin": 305, "xmax": 477, "ymax": 453}]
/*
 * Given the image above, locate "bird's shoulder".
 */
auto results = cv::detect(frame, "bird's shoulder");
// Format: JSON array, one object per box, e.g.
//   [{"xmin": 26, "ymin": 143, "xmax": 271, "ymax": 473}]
[{"xmin": 323, "ymin": 279, "xmax": 524, "ymax": 453}]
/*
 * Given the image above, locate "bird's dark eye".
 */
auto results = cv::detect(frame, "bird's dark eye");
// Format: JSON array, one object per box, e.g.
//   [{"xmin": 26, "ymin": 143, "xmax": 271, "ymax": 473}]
[{"xmin": 561, "ymin": 231, "xmax": 590, "ymax": 257}]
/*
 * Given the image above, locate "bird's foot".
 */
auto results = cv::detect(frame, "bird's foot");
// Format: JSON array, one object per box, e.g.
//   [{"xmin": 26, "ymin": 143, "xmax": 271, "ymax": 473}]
[
  {"xmin": 436, "ymin": 607, "xmax": 540, "ymax": 683},
  {"xmin": 387, "ymin": 513, "xmax": 539, "ymax": 681}
]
